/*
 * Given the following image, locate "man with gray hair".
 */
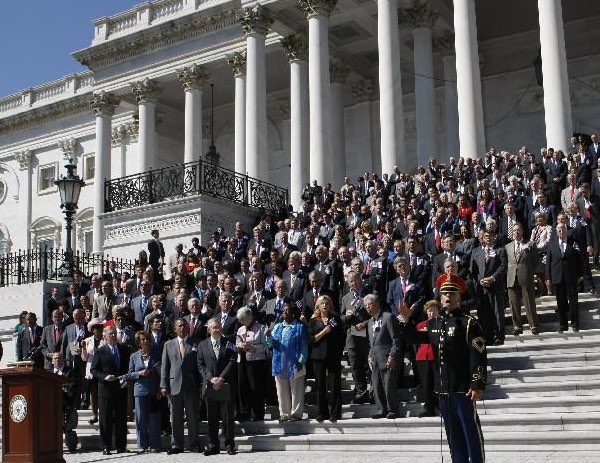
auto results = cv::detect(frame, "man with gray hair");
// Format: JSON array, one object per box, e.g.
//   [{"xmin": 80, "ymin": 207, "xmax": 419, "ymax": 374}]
[{"xmin": 216, "ymin": 291, "xmax": 238, "ymax": 342}]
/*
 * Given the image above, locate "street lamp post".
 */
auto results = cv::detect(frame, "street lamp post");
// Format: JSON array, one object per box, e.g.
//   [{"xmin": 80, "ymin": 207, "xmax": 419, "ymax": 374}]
[{"xmin": 55, "ymin": 158, "xmax": 85, "ymax": 279}]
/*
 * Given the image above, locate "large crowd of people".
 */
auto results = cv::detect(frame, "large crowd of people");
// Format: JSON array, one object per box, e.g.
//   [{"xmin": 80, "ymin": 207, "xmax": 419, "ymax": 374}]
[{"xmin": 13, "ymin": 133, "xmax": 600, "ymax": 460}]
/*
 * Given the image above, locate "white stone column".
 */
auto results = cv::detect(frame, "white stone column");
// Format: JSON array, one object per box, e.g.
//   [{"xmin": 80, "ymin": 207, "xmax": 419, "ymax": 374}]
[
  {"xmin": 405, "ymin": 3, "xmax": 437, "ymax": 167},
  {"xmin": 453, "ymin": 0, "xmax": 485, "ymax": 158},
  {"xmin": 227, "ymin": 52, "xmax": 247, "ymax": 175},
  {"xmin": 90, "ymin": 92, "xmax": 118, "ymax": 254},
  {"xmin": 435, "ymin": 33, "xmax": 459, "ymax": 158},
  {"xmin": 299, "ymin": 0, "xmax": 337, "ymax": 186},
  {"xmin": 538, "ymin": 0, "xmax": 572, "ymax": 153},
  {"xmin": 330, "ymin": 58, "xmax": 349, "ymax": 187},
  {"xmin": 281, "ymin": 34, "xmax": 309, "ymax": 212},
  {"xmin": 178, "ymin": 65, "xmax": 207, "ymax": 164},
  {"xmin": 131, "ymin": 78, "xmax": 161, "ymax": 172},
  {"xmin": 376, "ymin": 0, "xmax": 406, "ymax": 174},
  {"xmin": 351, "ymin": 80, "xmax": 376, "ymax": 174},
  {"xmin": 15, "ymin": 150, "xmax": 33, "ymax": 250},
  {"xmin": 240, "ymin": 5, "xmax": 272, "ymax": 181}
]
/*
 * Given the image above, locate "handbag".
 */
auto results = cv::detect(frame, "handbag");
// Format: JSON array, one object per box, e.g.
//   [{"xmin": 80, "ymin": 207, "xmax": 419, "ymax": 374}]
[{"xmin": 205, "ymin": 382, "xmax": 231, "ymax": 402}]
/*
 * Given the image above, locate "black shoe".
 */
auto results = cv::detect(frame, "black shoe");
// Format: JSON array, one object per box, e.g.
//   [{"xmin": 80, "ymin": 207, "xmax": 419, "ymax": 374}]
[
  {"xmin": 102, "ymin": 449, "xmax": 111, "ymax": 456},
  {"xmin": 493, "ymin": 339, "xmax": 504, "ymax": 346},
  {"xmin": 88, "ymin": 416, "xmax": 98, "ymax": 425},
  {"xmin": 386, "ymin": 412, "xmax": 398, "ymax": 419},
  {"xmin": 371, "ymin": 412, "xmax": 387, "ymax": 419},
  {"xmin": 226, "ymin": 446, "xmax": 237, "ymax": 455},
  {"xmin": 572, "ymin": 326, "xmax": 580, "ymax": 332},
  {"xmin": 513, "ymin": 328, "xmax": 523, "ymax": 336},
  {"xmin": 167, "ymin": 448, "xmax": 182, "ymax": 455},
  {"xmin": 329, "ymin": 417, "xmax": 339, "ymax": 423},
  {"xmin": 116, "ymin": 448, "xmax": 128, "ymax": 454},
  {"xmin": 204, "ymin": 447, "xmax": 220, "ymax": 456},
  {"xmin": 531, "ymin": 327, "xmax": 540, "ymax": 335}
]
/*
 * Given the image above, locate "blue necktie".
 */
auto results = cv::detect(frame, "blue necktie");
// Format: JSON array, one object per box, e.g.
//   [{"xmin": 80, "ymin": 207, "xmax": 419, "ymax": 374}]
[{"xmin": 111, "ymin": 346, "xmax": 120, "ymax": 368}]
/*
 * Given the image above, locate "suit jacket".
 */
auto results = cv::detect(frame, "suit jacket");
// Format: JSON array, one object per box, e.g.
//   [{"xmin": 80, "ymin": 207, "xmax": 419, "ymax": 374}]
[
  {"xmin": 90, "ymin": 343, "xmax": 130, "ymax": 397},
  {"xmin": 160, "ymin": 337, "xmax": 201, "ymax": 396},
  {"xmin": 340, "ymin": 288, "xmax": 371, "ymax": 349},
  {"xmin": 128, "ymin": 349, "xmax": 161, "ymax": 397},
  {"xmin": 149, "ymin": 329, "xmax": 169, "ymax": 358},
  {"xmin": 431, "ymin": 251, "xmax": 468, "ymax": 289},
  {"xmin": 215, "ymin": 311, "xmax": 239, "ymax": 343},
  {"xmin": 505, "ymin": 240, "xmax": 539, "ymax": 288},
  {"xmin": 282, "ymin": 270, "xmax": 307, "ymax": 303},
  {"xmin": 147, "ymin": 239, "xmax": 165, "ymax": 266},
  {"xmin": 545, "ymin": 237, "xmax": 583, "ymax": 285},
  {"xmin": 407, "ymin": 251, "xmax": 432, "ymax": 290},
  {"xmin": 184, "ymin": 314, "xmax": 208, "ymax": 344},
  {"xmin": 386, "ymin": 277, "xmax": 425, "ymax": 320},
  {"xmin": 423, "ymin": 231, "xmax": 442, "ymax": 257},
  {"xmin": 93, "ymin": 295, "xmax": 118, "ymax": 320},
  {"xmin": 308, "ymin": 315, "xmax": 345, "ymax": 363},
  {"xmin": 40, "ymin": 324, "xmax": 66, "ymax": 370},
  {"xmin": 196, "ymin": 337, "xmax": 237, "ymax": 395},
  {"xmin": 367, "ymin": 311, "xmax": 402, "ymax": 366},
  {"xmin": 62, "ymin": 323, "xmax": 89, "ymax": 366},
  {"xmin": 301, "ymin": 287, "xmax": 335, "ymax": 320},
  {"xmin": 469, "ymin": 246, "xmax": 507, "ymax": 292},
  {"xmin": 131, "ymin": 294, "xmax": 152, "ymax": 324},
  {"xmin": 16, "ymin": 325, "xmax": 43, "ymax": 366}
]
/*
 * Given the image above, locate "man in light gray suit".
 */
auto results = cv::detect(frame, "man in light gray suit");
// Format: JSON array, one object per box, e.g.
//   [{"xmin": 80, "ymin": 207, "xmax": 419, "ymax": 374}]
[
  {"xmin": 505, "ymin": 223, "xmax": 540, "ymax": 335},
  {"xmin": 160, "ymin": 318, "xmax": 201, "ymax": 454}
]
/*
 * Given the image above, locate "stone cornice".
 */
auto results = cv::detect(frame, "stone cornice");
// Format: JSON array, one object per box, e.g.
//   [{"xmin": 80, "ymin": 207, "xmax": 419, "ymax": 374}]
[
  {"xmin": 131, "ymin": 78, "xmax": 162, "ymax": 104},
  {"xmin": 239, "ymin": 5, "xmax": 273, "ymax": 36},
  {"xmin": 0, "ymin": 95, "xmax": 91, "ymax": 136},
  {"xmin": 178, "ymin": 64, "xmax": 209, "ymax": 91},
  {"xmin": 226, "ymin": 52, "xmax": 247, "ymax": 77},
  {"xmin": 74, "ymin": 10, "xmax": 239, "ymax": 71},
  {"xmin": 280, "ymin": 34, "xmax": 308, "ymax": 63},
  {"xmin": 90, "ymin": 92, "xmax": 119, "ymax": 117},
  {"xmin": 298, "ymin": 0, "xmax": 338, "ymax": 18},
  {"xmin": 403, "ymin": 2, "xmax": 437, "ymax": 30}
]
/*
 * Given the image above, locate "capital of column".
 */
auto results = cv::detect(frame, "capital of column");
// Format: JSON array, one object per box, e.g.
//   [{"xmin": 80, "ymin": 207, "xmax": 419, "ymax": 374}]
[
  {"xmin": 226, "ymin": 51, "xmax": 247, "ymax": 77},
  {"xmin": 57, "ymin": 138, "xmax": 77, "ymax": 158},
  {"xmin": 239, "ymin": 5, "xmax": 273, "ymax": 36},
  {"xmin": 433, "ymin": 31, "xmax": 455, "ymax": 56},
  {"xmin": 178, "ymin": 64, "xmax": 209, "ymax": 91},
  {"xmin": 330, "ymin": 57, "xmax": 350, "ymax": 84},
  {"xmin": 280, "ymin": 34, "xmax": 308, "ymax": 63},
  {"xmin": 403, "ymin": 2, "xmax": 437, "ymax": 30},
  {"xmin": 90, "ymin": 91, "xmax": 119, "ymax": 117},
  {"xmin": 351, "ymin": 80, "xmax": 375, "ymax": 104},
  {"xmin": 298, "ymin": 0, "xmax": 338, "ymax": 18},
  {"xmin": 131, "ymin": 78, "xmax": 162, "ymax": 104},
  {"xmin": 15, "ymin": 149, "xmax": 32, "ymax": 171}
]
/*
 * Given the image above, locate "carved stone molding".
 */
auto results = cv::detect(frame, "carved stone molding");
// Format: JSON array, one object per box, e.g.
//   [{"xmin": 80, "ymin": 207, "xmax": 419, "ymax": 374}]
[
  {"xmin": 112, "ymin": 119, "xmax": 139, "ymax": 145},
  {"xmin": 90, "ymin": 91, "xmax": 119, "ymax": 117},
  {"xmin": 298, "ymin": 0, "xmax": 338, "ymax": 18},
  {"xmin": 403, "ymin": 2, "xmax": 437, "ymax": 29},
  {"xmin": 433, "ymin": 32, "xmax": 455, "ymax": 56},
  {"xmin": 178, "ymin": 64, "xmax": 209, "ymax": 91},
  {"xmin": 131, "ymin": 78, "xmax": 162, "ymax": 104},
  {"xmin": 57, "ymin": 138, "xmax": 77, "ymax": 161},
  {"xmin": 105, "ymin": 214, "xmax": 202, "ymax": 241},
  {"xmin": 226, "ymin": 52, "xmax": 247, "ymax": 77},
  {"xmin": 330, "ymin": 57, "xmax": 350, "ymax": 84},
  {"xmin": 15, "ymin": 149, "xmax": 32, "ymax": 171},
  {"xmin": 351, "ymin": 80, "xmax": 375, "ymax": 104},
  {"xmin": 280, "ymin": 34, "xmax": 308, "ymax": 63},
  {"xmin": 239, "ymin": 5, "xmax": 273, "ymax": 36}
]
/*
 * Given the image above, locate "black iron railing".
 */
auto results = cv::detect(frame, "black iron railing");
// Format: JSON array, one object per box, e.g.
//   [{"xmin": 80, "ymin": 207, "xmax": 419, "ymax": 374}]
[
  {"xmin": 0, "ymin": 248, "xmax": 136, "ymax": 287},
  {"xmin": 104, "ymin": 160, "xmax": 289, "ymax": 213}
]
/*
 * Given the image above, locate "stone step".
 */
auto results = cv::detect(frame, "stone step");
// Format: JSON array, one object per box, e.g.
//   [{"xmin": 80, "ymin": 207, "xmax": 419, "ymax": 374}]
[
  {"xmin": 485, "ymin": 379, "xmax": 600, "ymax": 399},
  {"xmin": 487, "ymin": 365, "xmax": 600, "ymax": 384},
  {"xmin": 488, "ymin": 351, "xmax": 600, "ymax": 371}
]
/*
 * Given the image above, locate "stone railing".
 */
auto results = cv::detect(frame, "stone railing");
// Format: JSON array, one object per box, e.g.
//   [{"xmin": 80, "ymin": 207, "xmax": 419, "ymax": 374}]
[
  {"xmin": 92, "ymin": 0, "xmax": 227, "ymax": 43},
  {"xmin": 105, "ymin": 159, "xmax": 289, "ymax": 214},
  {"xmin": 0, "ymin": 72, "xmax": 95, "ymax": 117}
]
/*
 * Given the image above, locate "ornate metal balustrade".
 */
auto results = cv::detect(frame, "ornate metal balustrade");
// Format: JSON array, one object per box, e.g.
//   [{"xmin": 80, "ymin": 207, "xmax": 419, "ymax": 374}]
[
  {"xmin": 0, "ymin": 248, "xmax": 135, "ymax": 287},
  {"xmin": 104, "ymin": 160, "xmax": 289, "ymax": 213}
]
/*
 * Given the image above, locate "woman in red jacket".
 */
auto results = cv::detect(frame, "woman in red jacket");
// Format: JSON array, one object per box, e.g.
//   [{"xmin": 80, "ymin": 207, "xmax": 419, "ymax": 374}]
[{"xmin": 415, "ymin": 299, "xmax": 440, "ymax": 417}]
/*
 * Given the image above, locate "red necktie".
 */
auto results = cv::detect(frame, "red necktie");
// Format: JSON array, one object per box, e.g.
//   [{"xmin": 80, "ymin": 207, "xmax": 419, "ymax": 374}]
[
  {"xmin": 570, "ymin": 187, "xmax": 574, "ymax": 200},
  {"xmin": 435, "ymin": 231, "xmax": 441, "ymax": 250},
  {"xmin": 54, "ymin": 326, "xmax": 60, "ymax": 343}
]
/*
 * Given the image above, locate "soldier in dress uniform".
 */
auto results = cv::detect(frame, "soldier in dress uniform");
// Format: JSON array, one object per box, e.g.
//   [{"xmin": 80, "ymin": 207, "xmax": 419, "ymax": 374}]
[{"xmin": 401, "ymin": 274, "xmax": 487, "ymax": 463}]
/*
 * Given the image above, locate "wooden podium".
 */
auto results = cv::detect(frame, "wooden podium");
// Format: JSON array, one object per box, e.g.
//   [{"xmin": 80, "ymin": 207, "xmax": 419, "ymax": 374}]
[{"xmin": 1, "ymin": 366, "xmax": 65, "ymax": 463}]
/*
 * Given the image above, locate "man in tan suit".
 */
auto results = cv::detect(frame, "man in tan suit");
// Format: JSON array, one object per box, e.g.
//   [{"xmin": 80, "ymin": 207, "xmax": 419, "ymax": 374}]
[
  {"xmin": 505, "ymin": 222, "xmax": 540, "ymax": 335},
  {"xmin": 93, "ymin": 280, "xmax": 118, "ymax": 320}
]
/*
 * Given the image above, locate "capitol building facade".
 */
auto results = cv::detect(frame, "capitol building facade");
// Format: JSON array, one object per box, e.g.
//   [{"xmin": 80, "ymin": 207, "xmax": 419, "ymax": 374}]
[{"xmin": 0, "ymin": 0, "xmax": 598, "ymax": 260}]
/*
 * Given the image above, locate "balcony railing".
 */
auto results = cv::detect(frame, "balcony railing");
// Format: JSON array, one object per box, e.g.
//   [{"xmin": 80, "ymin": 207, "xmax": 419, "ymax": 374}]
[
  {"xmin": 0, "ymin": 248, "xmax": 136, "ymax": 287},
  {"xmin": 104, "ymin": 160, "xmax": 289, "ymax": 213}
]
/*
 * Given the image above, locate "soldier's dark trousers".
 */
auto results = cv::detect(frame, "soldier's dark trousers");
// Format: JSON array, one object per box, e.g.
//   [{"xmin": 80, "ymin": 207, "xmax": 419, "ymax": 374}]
[{"xmin": 439, "ymin": 393, "xmax": 485, "ymax": 463}]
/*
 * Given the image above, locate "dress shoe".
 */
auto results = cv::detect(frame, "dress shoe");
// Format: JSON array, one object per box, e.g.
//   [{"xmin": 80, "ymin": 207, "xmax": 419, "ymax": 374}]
[
  {"xmin": 589, "ymin": 288, "xmax": 598, "ymax": 295},
  {"xmin": 513, "ymin": 328, "xmax": 523, "ymax": 336},
  {"xmin": 116, "ymin": 448, "xmax": 128, "ymax": 454},
  {"xmin": 329, "ymin": 417, "xmax": 339, "ymax": 423},
  {"xmin": 493, "ymin": 339, "xmax": 504, "ymax": 346},
  {"xmin": 149, "ymin": 448, "xmax": 161, "ymax": 453},
  {"xmin": 226, "ymin": 446, "xmax": 237, "ymax": 455},
  {"xmin": 167, "ymin": 447, "xmax": 182, "ymax": 455},
  {"xmin": 102, "ymin": 449, "xmax": 111, "ymax": 456},
  {"xmin": 386, "ymin": 412, "xmax": 398, "ymax": 419},
  {"xmin": 88, "ymin": 416, "xmax": 98, "ymax": 425},
  {"xmin": 371, "ymin": 412, "xmax": 387, "ymax": 419},
  {"xmin": 530, "ymin": 327, "xmax": 539, "ymax": 335},
  {"xmin": 316, "ymin": 415, "xmax": 327, "ymax": 422},
  {"xmin": 204, "ymin": 447, "xmax": 220, "ymax": 456},
  {"xmin": 572, "ymin": 325, "xmax": 580, "ymax": 332},
  {"xmin": 290, "ymin": 416, "xmax": 303, "ymax": 422}
]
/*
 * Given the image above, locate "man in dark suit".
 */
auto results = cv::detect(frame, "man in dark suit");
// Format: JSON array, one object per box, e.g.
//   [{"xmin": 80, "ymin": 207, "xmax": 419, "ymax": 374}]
[
  {"xmin": 214, "ymin": 292, "xmax": 239, "ymax": 343},
  {"xmin": 341, "ymin": 271, "xmax": 371, "ymax": 404},
  {"xmin": 406, "ymin": 235, "xmax": 432, "ymax": 291},
  {"xmin": 546, "ymin": 223, "xmax": 584, "ymax": 332},
  {"xmin": 160, "ymin": 318, "xmax": 201, "ymax": 454},
  {"xmin": 505, "ymin": 223, "xmax": 540, "ymax": 336},
  {"xmin": 528, "ymin": 191, "xmax": 557, "ymax": 230},
  {"xmin": 90, "ymin": 326, "xmax": 131, "ymax": 455},
  {"xmin": 387, "ymin": 257, "xmax": 426, "ymax": 319},
  {"xmin": 545, "ymin": 149, "xmax": 567, "ymax": 207},
  {"xmin": 61, "ymin": 308, "xmax": 89, "ymax": 407},
  {"xmin": 431, "ymin": 233, "xmax": 468, "ymax": 289},
  {"xmin": 185, "ymin": 297, "xmax": 209, "ymax": 344},
  {"xmin": 45, "ymin": 287, "xmax": 61, "ymax": 324},
  {"xmin": 279, "ymin": 232, "xmax": 299, "ymax": 265},
  {"xmin": 40, "ymin": 309, "xmax": 66, "ymax": 370},
  {"xmin": 301, "ymin": 270, "xmax": 335, "ymax": 320},
  {"xmin": 16, "ymin": 312, "xmax": 43, "ymax": 367},
  {"xmin": 282, "ymin": 252, "xmax": 307, "ymax": 304},
  {"xmin": 197, "ymin": 318, "xmax": 238, "ymax": 455},
  {"xmin": 470, "ymin": 230, "xmax": 508, "ymax": 345},
  {"xmin": 66, "ymin": 284, "xmax": 83, "ymax": 318},
  {"xmin": 365, "ymin": 294, "xmax": 402, "ymax": 419},
  {"xmin": 131, "ymin": 281, "xmax": 152, "ymax": 325},
  {"xmin": 147, "ymin": 229, "xmax": 165, "ymax": 276},
  {"xmin": 562, "ymin": 207, "xmax": 596, "ymax": 293}
]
